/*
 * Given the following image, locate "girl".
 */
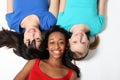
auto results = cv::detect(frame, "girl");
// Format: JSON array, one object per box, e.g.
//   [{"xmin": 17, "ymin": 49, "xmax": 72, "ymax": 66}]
[
  {"xmin": 57, "ymin": 0, "xmax": 107, "ymax": 60},
  {"xmin": 0, "ymin": 0, "xmax": 59, "ymax": 59},
  {"xmin": 14, "ymin": 25, "xmax": 80, "ymax": 80}
]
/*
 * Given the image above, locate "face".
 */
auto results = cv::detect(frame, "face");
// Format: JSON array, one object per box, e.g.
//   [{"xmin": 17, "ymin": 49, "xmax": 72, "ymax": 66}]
[
  {"xmin": 69, "ymin": 31, "xmax": 89, "ymax": 57},
  {"xmin": 47, "ymin": 32, "xmax": 66, "ymax": 59},
  {"xmin": 24, "ymin": 27, "xmax": 42, "ymax": 49}
]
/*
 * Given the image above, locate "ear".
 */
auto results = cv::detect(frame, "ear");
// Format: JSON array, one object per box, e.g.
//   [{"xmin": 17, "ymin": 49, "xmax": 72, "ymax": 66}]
[
  {"xmin": 68, "ymin": 38, "xmax": 71, "ymax": 43},
  {"xmin": 68, "ymin": 38, "xmax": 70, "ymax": 44},
  {"xmin": 68, "ymin": 39, "xmax": 71, "ymax": 47},
  {"xmin": 46, "ymin": 48, "xmax": 48, "ymax": 50}
]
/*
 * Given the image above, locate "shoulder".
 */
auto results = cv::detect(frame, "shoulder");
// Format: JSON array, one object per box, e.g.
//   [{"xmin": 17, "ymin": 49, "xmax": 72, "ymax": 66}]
[
  {"xmin": 23, "ymin": 59, "xmax": 37, "ymax": 71},
  {"xmin": 70, "ymin": 70, "xmax": 77, "ymax": 80},
  {"xmin": 13, "ymin": 59, "xmax": 37, "ymax": 80}
]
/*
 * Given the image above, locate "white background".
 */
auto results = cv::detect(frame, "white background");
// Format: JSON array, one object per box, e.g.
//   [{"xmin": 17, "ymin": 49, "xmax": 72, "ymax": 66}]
[{"xmin": 0, "ymin": 0, "xmax": 120, "ymax": 80}]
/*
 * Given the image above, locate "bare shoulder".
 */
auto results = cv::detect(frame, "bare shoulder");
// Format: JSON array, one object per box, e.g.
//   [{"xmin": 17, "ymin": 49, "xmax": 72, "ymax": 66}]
[
  {"xmin": 70, "ymin": 70, "xmax": 77, "ymax": 80},
  {"xmin": 14, "ymin": 59, "xmax": 36, "ymax": 80}
]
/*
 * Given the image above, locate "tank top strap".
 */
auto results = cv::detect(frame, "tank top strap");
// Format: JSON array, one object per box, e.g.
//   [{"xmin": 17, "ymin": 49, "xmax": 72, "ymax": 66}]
[
  {"xmin": 35, "ymin": 58, "xmax": 40, "ymax": 65},
  {"xmin": 65, "ymin": 69, "xmax": 73, "ymax": 79}
]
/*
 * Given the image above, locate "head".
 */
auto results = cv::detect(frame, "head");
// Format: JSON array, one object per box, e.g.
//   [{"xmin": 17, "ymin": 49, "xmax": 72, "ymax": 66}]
[
  {"xmin": 24, "ymin": 27, "xmax": 42, "ymax": 49},
  {"xmin": 0, "ymin": 28, "xmax": 43, "ymax": 60},
  {"xmin": 43, "ymin": 25, "xmax": 80, "ymax": 77},
  {"xmin": 44, "ymin": 25, "xmax": 70, "ymax": 59},
  {"xmin": 69, "ymin": 30, "xmax": 90, "ymax": 60},
  {"xmin": 69, "ymin": 30, "xmax": 100, "ymax": 60}
]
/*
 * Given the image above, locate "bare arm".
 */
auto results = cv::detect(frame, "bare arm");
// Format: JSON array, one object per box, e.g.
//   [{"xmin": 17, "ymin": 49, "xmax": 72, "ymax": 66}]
[
  {"xmin": 49, "ymin": 0, "xmax": 60, "ymax": 18},
  {"xmin": 7, "ymin": 0, "xmax": 13, "ymax": 13},
  {"xmin": 98, "ymin": 0, "xmax": 107, "ymax": 16},
  {"xmin": 14, "ymin": 59, "xmax": 36, "ymax": 80},
  {"xmin": 59, "ymin": 0, "xmax": 66, "ymax": 12}
]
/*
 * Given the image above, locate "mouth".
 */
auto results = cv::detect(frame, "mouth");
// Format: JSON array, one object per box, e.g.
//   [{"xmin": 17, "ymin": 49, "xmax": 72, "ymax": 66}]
[
  {"xmin": 28, "ymin": 28, "xmax": 36, "ymax": 32},
  {"xmin": 77, "ymin": 32, "xmax": 84, "ymax": 37},
  {"xmin": 53, "ymin": 50, "xmax": 61, "ymax": 54}
]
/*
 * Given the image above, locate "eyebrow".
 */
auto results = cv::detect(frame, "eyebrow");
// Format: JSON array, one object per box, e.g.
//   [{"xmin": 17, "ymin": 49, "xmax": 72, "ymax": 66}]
[{"xmin": 49, "ymin": 38, "xmax": 64, "ymax": 40}]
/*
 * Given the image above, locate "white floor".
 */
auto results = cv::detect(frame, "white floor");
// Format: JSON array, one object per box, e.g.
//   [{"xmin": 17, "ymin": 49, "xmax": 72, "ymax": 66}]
[{"xmin": 0, "ymin": 0, "xmax": 120, "ymax": 80}]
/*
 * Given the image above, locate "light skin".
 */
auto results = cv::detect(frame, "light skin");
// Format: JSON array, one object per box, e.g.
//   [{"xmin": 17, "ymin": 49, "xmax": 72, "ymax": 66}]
[
  {"xmin": 14, "ymin": 32, "xmax": 77, "ymax": 80},
  {"xmin": 69, "ymin": 27, "xmax": 90, "ymax": 56},
  {"xmin": 7, "ymin": 0, "xmax": 60, "ymax": 48},
  {"xmin": 59, "ymin": 0, "xmax": 107, "ymax": 56}
]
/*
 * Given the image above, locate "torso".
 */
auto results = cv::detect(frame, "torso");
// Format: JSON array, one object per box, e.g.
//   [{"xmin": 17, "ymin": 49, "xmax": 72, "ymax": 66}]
[
  {"xmin": 57, "ymin": 0, "xmax": 105, "ymax": 36},
  {"xmin": 6, "ymin": 0, "xmax": 57, "ymax": 32},
  {"xmin": 39, "ymin": 59, "xmax": 69, "ymax": 78},
  {"xmin": 28, "ymin": 59, "xmax": 73, "ymax": 80}
]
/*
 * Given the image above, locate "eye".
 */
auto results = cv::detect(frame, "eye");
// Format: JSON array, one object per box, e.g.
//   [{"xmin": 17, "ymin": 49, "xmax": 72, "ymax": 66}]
[
  {"xmin": 81, "ymin": 42, "xmax": 86, "ymax": 45},
  {"xmin": 25, "ymin": 39, "xmax": 30, "ymax": 43},
  {"xmin": 25, "ymin": 40, "xmax": 30, "ymax": 46},
  {"xmin": 59, "ymin": 41, "xmax": 64, "ymax": 44},
  {"xmin": 73, "ymin": 41, "xmax": 77, "ymax": 43},
  {"xmin": 35, "ymin": 38, "xmax": 42, "ymax": 42},
  {"xmin": 49, "ymin": 41, "xmax": 55, "ymax": 44}
]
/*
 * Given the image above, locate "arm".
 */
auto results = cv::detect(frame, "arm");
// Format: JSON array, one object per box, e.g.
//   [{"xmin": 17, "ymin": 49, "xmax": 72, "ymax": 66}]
[
  {"xmin": 7, "ymin": 0, "xmax": 13, "ymax": 13},
  {"xmin": 14, "ymin": 59, "xmax": 36, "ymax": 80},
  {"xmin": 98, "ymin": 0, "xmax": 107, "ymax": 16},
  {"xmin": 59, "ymin": 0, "xmax": 66, "ymax": 12},
  {"xmin": 49, "ymin": 0, "xmax": 60, "ymax": 18}
]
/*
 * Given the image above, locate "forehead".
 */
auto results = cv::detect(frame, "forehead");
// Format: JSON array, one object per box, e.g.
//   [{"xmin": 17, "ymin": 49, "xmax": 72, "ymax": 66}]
[{"xmin": 49, "ymin": 32, "xmax": 65, "ymax": 39}]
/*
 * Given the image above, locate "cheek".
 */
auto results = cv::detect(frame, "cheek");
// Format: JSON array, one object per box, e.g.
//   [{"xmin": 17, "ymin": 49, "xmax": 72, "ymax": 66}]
[
  {"xmin": 36, "ymin": 31, "xmax": 41, "ymax": 35},
  {"xmin": 62, "ymin": 46, "xmax": 66, "ymax": 50},
  {"xmin": 36, "ymin": 42, "xmax": 41, "ymax": 49},
  {"xmin": 47, "ymin": 44, "xmax": 52, "ymax": 50},
  {"xmin": 24, "ymin": 33, "xmax": 30, "ymax": 40}
]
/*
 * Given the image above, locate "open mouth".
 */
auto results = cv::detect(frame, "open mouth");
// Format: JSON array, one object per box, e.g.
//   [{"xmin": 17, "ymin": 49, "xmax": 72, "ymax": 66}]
[{"xmin": 53, "ymin": 50, "xmax": 61, "ymax": 54}]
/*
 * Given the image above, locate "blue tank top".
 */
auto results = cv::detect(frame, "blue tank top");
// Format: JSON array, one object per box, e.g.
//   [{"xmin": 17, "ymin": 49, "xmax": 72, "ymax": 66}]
[
  {"xmin": 6, "ymin": 0, "xmax": 57, "ymax": 33},
  {"xmin": 57, "ymin": 0, "xmax": 105, "ymax": 36}
]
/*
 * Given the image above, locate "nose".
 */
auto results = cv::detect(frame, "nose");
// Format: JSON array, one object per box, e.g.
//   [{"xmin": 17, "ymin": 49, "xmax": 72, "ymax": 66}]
[
  {"xmin": 54, "ymin": 43, "xmax": 60, "ymax": 49},
  {"xmin": 81, "ymin": 36, "xmax": 88, "ymax": 44},
  {"xmin": 79, "ymin": 36, "xmax": 82, "ymax": 42},
  {"xmin": 28, "ymin": 33, "xmax": 35, "ymax": 42},
  {"xmin": 29, "ymin": 30, "xmax": 35, "ymax": 37}
]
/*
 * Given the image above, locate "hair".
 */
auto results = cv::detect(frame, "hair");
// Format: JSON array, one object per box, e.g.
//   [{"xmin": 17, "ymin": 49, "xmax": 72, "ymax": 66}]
[
  {"xmin": 43, "ymin": 25, "xmax": 80, "ymax": 77},
  {"xmin": 89, "ymin": 35, "xmax": 100, "ymax": 50},
  {"xmin": 0, "ymin": 28, "xmax": 44, "ymax": 60}
]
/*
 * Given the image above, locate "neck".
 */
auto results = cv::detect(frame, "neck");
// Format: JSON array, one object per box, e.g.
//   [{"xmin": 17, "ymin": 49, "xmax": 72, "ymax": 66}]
[
  {"xmin": 70, "ymin": 24, "xmax": 89, "ymax": 33},
  {"xmin": 47, "ymin": 58, "xmax": 63, "ymax": 67},
  {"xmin": 25, "ymin": 25, "xmax": 39, "ymax": 31}
]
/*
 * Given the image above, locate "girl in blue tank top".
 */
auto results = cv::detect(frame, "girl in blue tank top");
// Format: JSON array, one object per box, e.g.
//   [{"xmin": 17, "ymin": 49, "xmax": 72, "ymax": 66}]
[
  {"xmin": 4, "ymin": 0, "xmax": 59, "ymax": 58},
  {"xmin": 57, "ymin": 0, "xmax": 107, "ymax": 60}
]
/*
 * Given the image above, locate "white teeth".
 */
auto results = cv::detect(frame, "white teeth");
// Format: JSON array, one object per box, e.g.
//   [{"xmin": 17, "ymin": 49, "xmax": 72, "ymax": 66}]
[{"xmin": 53, "ymin": 50, "xmax": 60, "ymax": 54}]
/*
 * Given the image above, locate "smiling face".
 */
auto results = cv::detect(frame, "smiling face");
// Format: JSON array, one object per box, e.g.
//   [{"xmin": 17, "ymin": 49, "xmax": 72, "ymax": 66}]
[
  {"xmin": 69, "ymin": 31, "xmax": 90, "ymax": 59},
  {"xmin": 24, "ymin": 27, "xmax": 42, "ymax": 49},
  {"xmin": 47, "ymin": 32, "xmax": 66, "ymax": 59}
]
